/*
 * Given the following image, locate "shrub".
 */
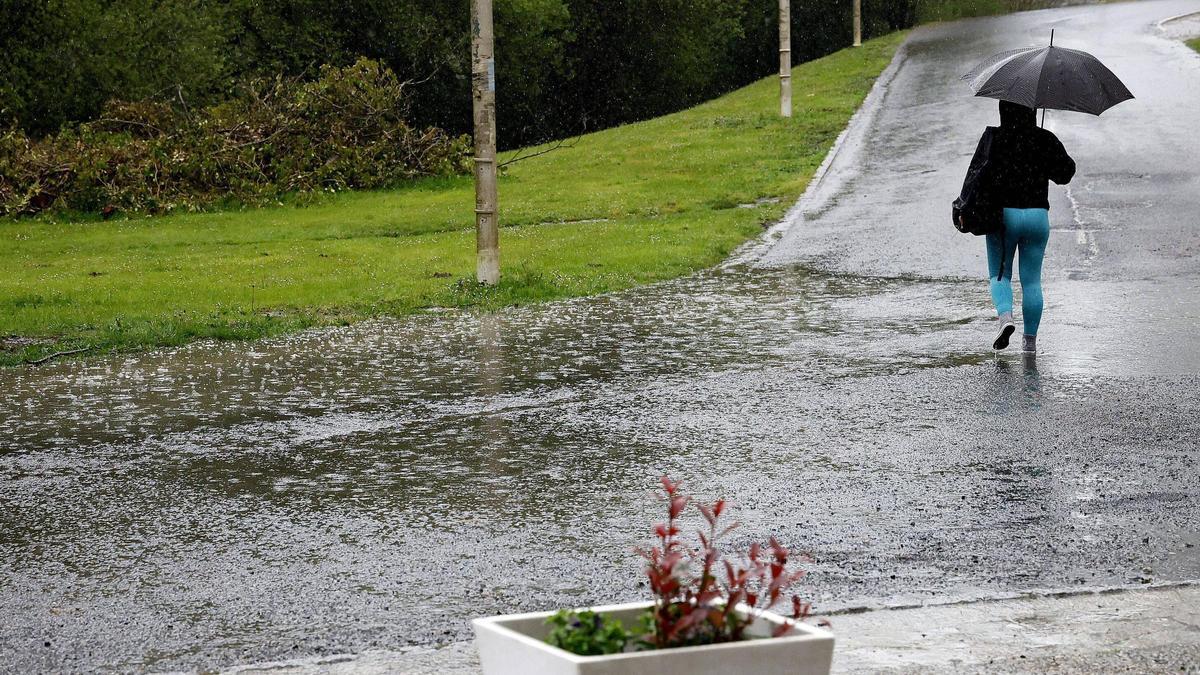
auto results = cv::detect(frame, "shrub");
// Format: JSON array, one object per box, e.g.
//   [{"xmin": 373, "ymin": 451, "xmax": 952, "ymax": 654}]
[
  {"xmin": 637, "ymin": 476, "xmax": 814, "ymax": 649},
  {"xmin": 542, "ymin": 476, "xmax": 819, "ymax": 656},
  {"xmin": 0, "ymin": 57, "xmax": 471, "ymax": 217},
  {"xmin": 545, "ymin": 610, "xmax": 631, "ymax": 656}
]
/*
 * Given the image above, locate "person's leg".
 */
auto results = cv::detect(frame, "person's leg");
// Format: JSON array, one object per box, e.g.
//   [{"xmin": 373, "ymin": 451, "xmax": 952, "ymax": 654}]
[
  {"xmin": 1016, "ymin": 208, "xmax": 1050, "ymax": 340},
  {"xmin": 987, "ymin": 210, "xmax": 1018, "ymax": 317},
  {"xmin": 987, "ymin": 209, "xmax": 1020, "ymax": 349}
]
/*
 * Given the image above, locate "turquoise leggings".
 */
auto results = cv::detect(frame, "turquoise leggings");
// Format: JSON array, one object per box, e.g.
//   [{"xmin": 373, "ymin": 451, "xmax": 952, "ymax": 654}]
[{"xmin": 987, "ymin": 207, "xmax": 1049, "ymax": 336}]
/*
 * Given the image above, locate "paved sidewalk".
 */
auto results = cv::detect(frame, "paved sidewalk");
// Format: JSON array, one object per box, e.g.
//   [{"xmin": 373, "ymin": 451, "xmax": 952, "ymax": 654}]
[{"xmin": 223, "ymin": 584, "xmax": 1200, "ymax": 674}]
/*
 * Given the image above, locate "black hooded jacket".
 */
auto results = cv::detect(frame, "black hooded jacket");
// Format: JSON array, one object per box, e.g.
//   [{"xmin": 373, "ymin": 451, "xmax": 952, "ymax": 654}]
[{"xmin": 968, "ymin": 101, "xmax": 1076, "ymax": 210}]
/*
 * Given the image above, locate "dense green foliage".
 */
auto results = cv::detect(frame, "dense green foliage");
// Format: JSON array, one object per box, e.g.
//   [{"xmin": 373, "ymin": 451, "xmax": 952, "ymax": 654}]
[
  {"xmin": 2, "ymin": 0, "xmax": 922, "ymax": 148},
  {"xmin": 0, "ymin": 0, "xmax": 230, "ymax": 138},
  {"xmin": 0, "ymin": 33, "xmax": 905, "ymax": 365},
  {"xmin": 0, "ymin": 58, "xmax": 470, "ymax": 216},
  {"xmin": 914, "ymin": 0, "xmax": 1047, "ymax": 22},
  {"xmin": 545, "ymin": 610, "xmax": 631, "ymax": 656}
]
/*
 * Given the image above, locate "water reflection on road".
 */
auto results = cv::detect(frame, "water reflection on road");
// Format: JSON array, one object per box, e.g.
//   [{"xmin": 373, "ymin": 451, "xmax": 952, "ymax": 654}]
[{"xmin": 2, "ymin": 263, "xmax": 1198, "ymax": 672}]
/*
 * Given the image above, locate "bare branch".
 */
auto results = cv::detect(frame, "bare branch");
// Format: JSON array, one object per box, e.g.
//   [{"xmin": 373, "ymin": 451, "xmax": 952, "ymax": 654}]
[
  {"xmin": 498, "ymin": 133, "xmax": 581, "ymax": 169},
  {"xmin": 92, "ymin": 118, "xmax": 165, "ymax": 135},
  {"xmin": 29, "ymin": 347, "xmax": 91, "ymax": 366}
]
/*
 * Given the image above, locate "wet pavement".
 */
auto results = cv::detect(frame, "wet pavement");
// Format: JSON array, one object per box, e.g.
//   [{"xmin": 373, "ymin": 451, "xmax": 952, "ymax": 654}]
[
  {"xmin": 3, "ymin": 2, "xmax": 1200, "ymax": 672},
  {"xmin": 239, "ymin": 584, "xmax": 1200, "ymax": 674},
  {"xmin": 764, "ymin": 0, "xmax": 1200, "ymax": 284}
]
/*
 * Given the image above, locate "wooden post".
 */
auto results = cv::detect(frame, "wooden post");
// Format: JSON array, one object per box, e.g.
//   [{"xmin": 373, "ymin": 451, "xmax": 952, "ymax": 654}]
[
  {"xmin": 471, "ymin": 0, "xmax": 499, "ymax": 285},
  {"xmin": 853, "ymin": 0, "xmax": 862, "ymax": 47},
  {"xmin": 779, "ymin": 0, "xmax": 791, "ymax": 118}
]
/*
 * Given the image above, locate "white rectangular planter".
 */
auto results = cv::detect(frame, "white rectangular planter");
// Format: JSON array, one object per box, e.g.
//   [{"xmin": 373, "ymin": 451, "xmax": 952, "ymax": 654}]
[{"xmin": 473, "ymin": 601, "xmax": 834, "ymax": 675}]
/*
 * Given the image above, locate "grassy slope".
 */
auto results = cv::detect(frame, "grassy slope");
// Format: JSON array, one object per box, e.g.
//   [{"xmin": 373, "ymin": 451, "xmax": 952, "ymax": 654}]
[
  {"xmin": 916, "ymin": 0, "xmax": 1092, "ymax": 23},
  {"xmin": 917, "ymin": 0, "xmax": 1040, "ymax": 22},
  {"xmin": 0, "ymin": 32, "xmax": 906, "ymax": 366},
  {"xmin": 1188, "ymin": 37, "xmax": 1200, "ymax": 52}
]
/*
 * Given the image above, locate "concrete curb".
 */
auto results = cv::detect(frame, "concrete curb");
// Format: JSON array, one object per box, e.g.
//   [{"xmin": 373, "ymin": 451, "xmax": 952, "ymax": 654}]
[
  {"xmin": 1156, "ymin": 8, "xmax": 1200, "ymax": 31},
  {"xmin": 723, "ymin": 35, "xmax": 913, "ymax": 268},
  {"xmin": 820, "ymin": 578, "xmax": 1200, "ymax": 617},
  {"xmin": 216, "ymin": 583, "xmax": 1200, "ymax": 674},
  {"xmin": 794, "ymin": 42, "xmax": 910, "ymax": 219}
]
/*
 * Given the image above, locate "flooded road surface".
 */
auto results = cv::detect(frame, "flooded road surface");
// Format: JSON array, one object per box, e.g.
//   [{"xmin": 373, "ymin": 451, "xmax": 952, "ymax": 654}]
[
  {"xmin": 3, "ymin": 1, "xmax": 1200, "ymax": 672},
  {"xmin": 3, "ymin": 268, "xmax": 1198, "ymax": 673}
]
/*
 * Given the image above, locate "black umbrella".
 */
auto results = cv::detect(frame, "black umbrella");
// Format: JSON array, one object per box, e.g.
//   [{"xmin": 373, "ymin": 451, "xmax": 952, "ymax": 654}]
[{"xmin": 962, "ymin": 30, "xmax": 1134, "ymax": 123}]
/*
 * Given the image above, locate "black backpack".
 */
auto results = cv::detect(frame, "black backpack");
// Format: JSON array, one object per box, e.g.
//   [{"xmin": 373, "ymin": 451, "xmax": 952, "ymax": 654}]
[{"xmin": 952, "ymin": 128, "xmax": 1006, "ymax": 280}]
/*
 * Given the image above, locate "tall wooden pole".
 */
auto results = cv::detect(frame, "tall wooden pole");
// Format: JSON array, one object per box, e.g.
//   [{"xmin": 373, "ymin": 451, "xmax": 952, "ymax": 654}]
[
  {"xmin": 471, "ymin": 0, "xmax": 499, "ymax": 285},
  {"xmin": 853, "ymin": 0, "xmax": 862, "ymax": 47},
  {"xmin": 779, "ymin": 0, "xmax": 791, "ymax": 118}
]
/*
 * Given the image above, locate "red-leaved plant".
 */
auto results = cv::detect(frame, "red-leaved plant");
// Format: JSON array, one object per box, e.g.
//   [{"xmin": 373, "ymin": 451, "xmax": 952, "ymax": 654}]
[{"xmin": 636, "ymin": 476, "xmax": 816, "ymax": 649}]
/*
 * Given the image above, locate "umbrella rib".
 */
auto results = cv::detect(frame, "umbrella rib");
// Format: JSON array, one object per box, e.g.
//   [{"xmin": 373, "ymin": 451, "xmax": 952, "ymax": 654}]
[
  {"xmin": 962, "ymin": 47, "xmax": 1034, "ymax": 83},
  {"xmin": 1032, "ymin": 48, "xmax": 1051, "ymax": 111}
]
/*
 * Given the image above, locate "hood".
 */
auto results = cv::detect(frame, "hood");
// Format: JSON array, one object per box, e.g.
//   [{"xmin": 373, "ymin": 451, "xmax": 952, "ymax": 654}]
[{"xmin": 999, "ymin": 100, "xmax": 1036, "ymax": 129}]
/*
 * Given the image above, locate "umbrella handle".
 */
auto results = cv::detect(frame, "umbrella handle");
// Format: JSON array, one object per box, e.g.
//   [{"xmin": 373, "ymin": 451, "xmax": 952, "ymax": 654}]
[{"xmin": 1043, "ymin": 30, "xmax": 1053, "ymax": 128}]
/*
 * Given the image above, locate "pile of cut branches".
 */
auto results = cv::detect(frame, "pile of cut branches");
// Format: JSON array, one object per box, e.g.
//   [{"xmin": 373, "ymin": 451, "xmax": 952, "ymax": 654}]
[{"xmin": 0, "ymin": 58, "xmax": 471, "ymax": 217}]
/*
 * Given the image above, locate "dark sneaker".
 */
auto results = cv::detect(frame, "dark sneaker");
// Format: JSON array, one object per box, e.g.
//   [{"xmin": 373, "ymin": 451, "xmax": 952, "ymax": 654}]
[
  {"xmin": 993, "ymin": 320, "xmax": 1016, "ymax": 350},
  {"xmin": 1022, "ymin": 334, "xmax": 1037, "ymax": 353}
]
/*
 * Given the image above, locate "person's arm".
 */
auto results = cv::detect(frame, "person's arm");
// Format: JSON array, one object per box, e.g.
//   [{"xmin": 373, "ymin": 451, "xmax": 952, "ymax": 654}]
[
  {"xmin": 1046, "ymin": 133, "xmax": 1076, "ymax": 185},
  {"xmin": 957, "ymin": 129, "xmax": 994, "ymax": 229},
  {"xmin": 963, "ymin": 129, "xmax": 992, "ymax": 191}
]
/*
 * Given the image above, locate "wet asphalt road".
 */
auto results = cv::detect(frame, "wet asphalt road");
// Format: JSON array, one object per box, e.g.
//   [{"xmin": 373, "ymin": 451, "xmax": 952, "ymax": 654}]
[{"xmin": 3, "ymin": 2, "xmax": 1200, "ymax": 673}]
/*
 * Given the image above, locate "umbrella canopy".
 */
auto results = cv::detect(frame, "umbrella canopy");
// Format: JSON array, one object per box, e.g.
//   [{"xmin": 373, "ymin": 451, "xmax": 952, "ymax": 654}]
[{"xmin": 962, "ymin": 43, "xmax": 1134, "ymax": 115}]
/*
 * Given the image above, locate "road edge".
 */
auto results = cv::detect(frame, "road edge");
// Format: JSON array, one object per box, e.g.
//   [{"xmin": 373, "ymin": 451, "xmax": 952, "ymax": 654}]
[
  {"xmin": 724, "ymin": 33, "xmax": 913, "ymax": 268},
  {"xmin": 1156, "ymin": 8, "xmax": 1200, "ymax": 30},
  {"xmin": 215, "ymin": 582, "xmax": 1200, "ymax": 674}
]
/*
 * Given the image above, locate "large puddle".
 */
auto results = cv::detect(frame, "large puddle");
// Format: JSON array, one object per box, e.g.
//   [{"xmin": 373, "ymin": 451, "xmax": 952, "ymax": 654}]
[{"xmin": 2, "ymin": 263, "xmax": 1198, "ymax": 672}]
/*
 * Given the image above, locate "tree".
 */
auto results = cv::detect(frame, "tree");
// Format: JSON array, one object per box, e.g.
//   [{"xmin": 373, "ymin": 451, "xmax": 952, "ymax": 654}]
[
  {"xmin": 2, "ymin": 0, "xmax": 925, "ymax": 145},
  {"xmin": 1, "ymin": 0, "xmax": 228, "ymax": 136}
]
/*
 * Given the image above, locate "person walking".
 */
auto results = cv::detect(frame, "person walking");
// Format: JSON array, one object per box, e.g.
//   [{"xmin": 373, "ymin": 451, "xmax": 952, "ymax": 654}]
[{"xmin": 965, "ymin": 100, "xmax": 1075, "ymax": 353}]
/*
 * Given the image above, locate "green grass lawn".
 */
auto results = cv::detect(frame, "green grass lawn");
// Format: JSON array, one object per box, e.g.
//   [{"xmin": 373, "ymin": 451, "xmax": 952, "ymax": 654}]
[
  {"xmin": 915, "ymin": 0, "xmax": 1052, "ymax": 22},
  {"xmin": 0, "ymin": 32, "xmax": 906, "ymax": 366},
  {"xmin": 1188, "ymin": 37, "xmax": 1200, "ymax": 53}
]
